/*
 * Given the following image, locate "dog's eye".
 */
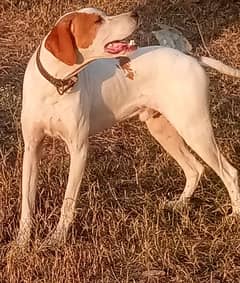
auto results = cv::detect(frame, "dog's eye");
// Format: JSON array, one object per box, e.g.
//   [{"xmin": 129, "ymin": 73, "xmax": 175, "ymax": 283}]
[{"xmin": 95, "ymin": 16, "xmax": 103, "ymax": 24}]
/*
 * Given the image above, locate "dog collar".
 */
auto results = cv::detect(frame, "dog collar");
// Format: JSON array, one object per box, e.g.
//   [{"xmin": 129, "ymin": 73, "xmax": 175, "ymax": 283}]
[{"xmin": 36, "ymin": 46, "xmax": 79, "ymax": 95}]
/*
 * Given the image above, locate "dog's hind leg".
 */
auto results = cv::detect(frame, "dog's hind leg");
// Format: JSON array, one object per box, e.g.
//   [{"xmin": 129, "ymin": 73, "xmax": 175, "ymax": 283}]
[
  {"xmin": 146, "ymin": 114, "xmax": 204, "ymax": 205},
  {"xmin": 178, "ymin": 119, "xmax": 240, "ymax": 214},
  {"xmin": 160, "ymin": 97, "xmax": 240, "ymax": 214}
]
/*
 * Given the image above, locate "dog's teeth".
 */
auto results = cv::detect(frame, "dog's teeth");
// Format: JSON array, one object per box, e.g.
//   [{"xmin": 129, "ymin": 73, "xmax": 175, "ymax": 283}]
[{"xmin": 129, "ymin": 40, "xmax": 135, "ymax": 46}]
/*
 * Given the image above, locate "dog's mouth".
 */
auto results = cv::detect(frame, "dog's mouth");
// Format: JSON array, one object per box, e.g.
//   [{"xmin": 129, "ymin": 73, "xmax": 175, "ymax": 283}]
[{"xmin": 104, "ymin": 39, "xmax": 137, "ymax": 54}]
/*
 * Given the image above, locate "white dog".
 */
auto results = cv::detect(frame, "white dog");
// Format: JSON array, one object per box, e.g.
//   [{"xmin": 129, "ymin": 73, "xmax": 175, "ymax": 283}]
[{"xmin": 18, "ymin": 7, "xmax": 240, "ymax": 245}]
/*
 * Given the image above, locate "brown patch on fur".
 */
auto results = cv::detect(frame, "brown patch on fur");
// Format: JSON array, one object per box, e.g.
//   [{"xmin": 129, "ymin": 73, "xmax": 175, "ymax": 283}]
[
  {"xmin": 152, "ymin": 111, "xmax": 161, "ymax": 118},
  {"xmin": 45, "ymin": 13, "xmax": 101, "ymax": 65},
  {"xmin": 45, "ymin": 13, "xmax": 78, "ymax": 65},
  {"xmin": 118, "ymin": 56, "xmax": 135, "ymax": 80},
  {"xmin": 72, "ymin": 13, "xmax": 101, "ymax": 49}
]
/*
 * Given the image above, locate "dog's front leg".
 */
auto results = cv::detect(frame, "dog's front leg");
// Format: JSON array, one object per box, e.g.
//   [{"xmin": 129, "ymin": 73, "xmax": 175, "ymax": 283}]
[
  {"xmin": 17, "ymin": 135, "xmax": 43, "ymax": 246},
  {"xmin": 49, "ymin": 139, "xmax": 88, "ymax": 245}
]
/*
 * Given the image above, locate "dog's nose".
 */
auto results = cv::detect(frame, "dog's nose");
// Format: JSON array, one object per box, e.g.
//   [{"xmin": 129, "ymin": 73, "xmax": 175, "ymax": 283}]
[{"xmin": 130, "ymin": 10, "xmax": 139, "ymax": 20}]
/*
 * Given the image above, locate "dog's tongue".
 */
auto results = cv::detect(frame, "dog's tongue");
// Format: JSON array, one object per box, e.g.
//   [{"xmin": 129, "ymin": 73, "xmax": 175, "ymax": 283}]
[{"xmin": 105, "ymin": 40, "xmax": 137, "ymax": 54}]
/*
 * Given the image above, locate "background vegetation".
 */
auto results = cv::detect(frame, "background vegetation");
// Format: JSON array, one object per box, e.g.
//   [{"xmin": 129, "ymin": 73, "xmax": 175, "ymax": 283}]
[{"xmin": 0, "ymin": 0, "xmax": 240, "ymax": 282}]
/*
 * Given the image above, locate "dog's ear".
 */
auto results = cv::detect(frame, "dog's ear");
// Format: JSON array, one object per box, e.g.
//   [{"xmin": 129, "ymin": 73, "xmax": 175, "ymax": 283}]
[{"xmin": 45, "ymin": 14, "xmax": 77, "ymax": 66}]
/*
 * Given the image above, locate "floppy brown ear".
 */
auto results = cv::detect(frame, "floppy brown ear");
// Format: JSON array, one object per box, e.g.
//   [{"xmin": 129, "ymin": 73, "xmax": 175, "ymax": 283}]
[{"xmin": 45, "ymin": 15, "xmax": 77, "ymax": 65}]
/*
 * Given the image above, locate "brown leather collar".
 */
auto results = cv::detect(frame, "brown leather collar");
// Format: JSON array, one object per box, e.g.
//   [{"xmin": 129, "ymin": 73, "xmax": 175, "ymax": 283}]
[{"xmin": 36, "ymin": 46, "xmax": 78, "ymax": 95}]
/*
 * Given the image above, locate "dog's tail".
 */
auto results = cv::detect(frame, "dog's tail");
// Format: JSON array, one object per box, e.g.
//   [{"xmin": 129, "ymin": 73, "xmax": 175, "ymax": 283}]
[{"xmin": 199, "ymin": 56, "xmax": 240, "ymax": 78}]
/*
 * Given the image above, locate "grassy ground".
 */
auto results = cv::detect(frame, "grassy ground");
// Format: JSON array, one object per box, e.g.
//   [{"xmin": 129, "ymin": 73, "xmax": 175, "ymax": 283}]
[{"xmin": 0, "ymin": 0, "xmax": 240, "ymax": 282}]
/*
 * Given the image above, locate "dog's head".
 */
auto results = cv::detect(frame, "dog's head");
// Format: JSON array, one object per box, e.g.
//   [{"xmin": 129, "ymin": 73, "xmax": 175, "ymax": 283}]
[{"xmin": 44, "ymin": 8, "xmax": 138, "ymax": 66}]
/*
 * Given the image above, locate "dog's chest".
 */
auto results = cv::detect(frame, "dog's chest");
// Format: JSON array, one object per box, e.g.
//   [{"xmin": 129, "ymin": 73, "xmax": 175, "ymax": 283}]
[
  {"xmin": 38, "ymin": 93, "xmax": 87, "ymax": 140},
  {"xmin": 43, "ymin": 114, "xmax": 68, "ymax": 139}
]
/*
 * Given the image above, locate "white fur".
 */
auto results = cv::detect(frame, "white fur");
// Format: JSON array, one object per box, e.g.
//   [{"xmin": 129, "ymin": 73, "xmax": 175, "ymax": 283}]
[
  {"xmin": 200, "ymin": 56, "xmax": 240, "ymax": 77},
  {"xmin": 18, "ymin": 8, "xmax": 240, "ymax": 245}
]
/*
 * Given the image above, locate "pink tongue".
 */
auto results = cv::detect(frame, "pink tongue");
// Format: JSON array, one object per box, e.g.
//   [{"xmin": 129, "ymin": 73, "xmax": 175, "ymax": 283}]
[{"xmin": 105, "ymin": 42, "xmax": 128, "ymax": 54}]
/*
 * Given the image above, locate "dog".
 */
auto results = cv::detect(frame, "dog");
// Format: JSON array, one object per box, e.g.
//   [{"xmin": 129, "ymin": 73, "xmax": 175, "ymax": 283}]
[{"xmin": 18, "ymin": 7, "xmax": 240, "ymax": 245}]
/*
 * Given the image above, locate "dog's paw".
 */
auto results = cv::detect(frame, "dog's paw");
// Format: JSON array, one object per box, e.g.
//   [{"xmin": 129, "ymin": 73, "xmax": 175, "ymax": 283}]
[
  {"xmin": 167, "ymin": 198, "xmax": 190, "ymax": 211},
  {"xmin": 15, "ymin": 232, "xmax": 31, "ymax": 248},
  {"xmin": 41, "ymin": 230, "xmax": 67, "ymax": 249}
]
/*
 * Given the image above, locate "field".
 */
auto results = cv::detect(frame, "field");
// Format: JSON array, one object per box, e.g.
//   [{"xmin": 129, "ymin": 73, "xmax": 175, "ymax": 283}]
[{"xmin": 0, "ymin": 0, "xmax": 240, "ymax": 282}]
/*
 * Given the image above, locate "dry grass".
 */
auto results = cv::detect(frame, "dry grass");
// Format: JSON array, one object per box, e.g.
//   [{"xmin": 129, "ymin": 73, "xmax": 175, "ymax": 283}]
[{"xmin": 0, "ymin": 0, "xmax": 240, "ymax": 282}]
